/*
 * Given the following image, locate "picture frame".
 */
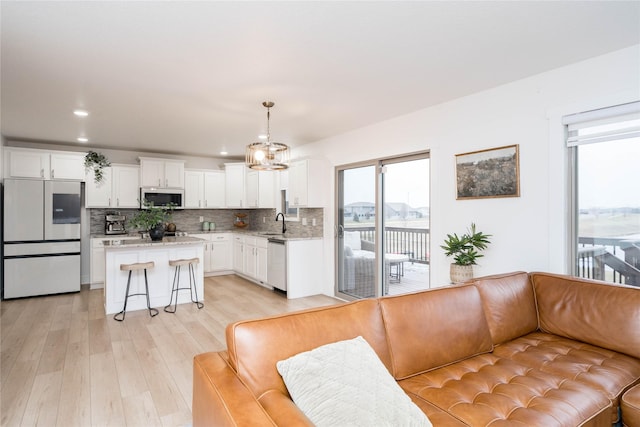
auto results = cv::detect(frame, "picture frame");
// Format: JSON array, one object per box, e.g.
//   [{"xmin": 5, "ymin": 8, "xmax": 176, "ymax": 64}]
[{"xmin": 455, "ymin": 144, "xmax": 520, "ymax": 200}]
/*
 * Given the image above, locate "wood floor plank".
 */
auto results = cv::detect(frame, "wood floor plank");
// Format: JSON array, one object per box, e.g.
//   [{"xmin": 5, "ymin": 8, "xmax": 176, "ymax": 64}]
[
  {"xmin": 135, "ymin": 346, "xmax": 188, "ymax": 418},
  {"xmin": 0, "ymin": 274, "xmax": 341, "ymax": 426},
  {"xmin": 112, "ymin": 340, "xmax": 149, "ymax": 398},
  {"xmin": 21, "ymin": 370, "xmax": 63, "ymax": 426},
  {"xmin": 89, "ymin": 351, "xmax": 125, "ymax": 426},
  {"xmin": 57, "ymin": 341, "xmax": 91, "ymax": 427},
  {"xmin": 36, "ymin": 329, "xmax": 69, "ymax": 375},
  {"xmin": 121, "ymin": 391, "xmax": 161, "ymax": 426},
  {"xmin": 88, "ymin": 318, "xmax": 111, "ymax": 355},
  {"xmin": 1, "ymin": 359, "xmax": 38, "ymax": 426}
]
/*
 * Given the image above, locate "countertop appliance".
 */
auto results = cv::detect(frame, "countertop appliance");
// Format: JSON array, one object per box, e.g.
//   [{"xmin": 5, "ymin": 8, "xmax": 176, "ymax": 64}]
[
  {"xmin": 105, "ymin": 212, "xmax": 127, "ymax": 235},
  {"xmin": 3, "ymin": 179, "xmax": 81, "ymax": 299},
  {"xmin": 140, "ymin": 187, "xmax": 184, "ymax": 209},
  {"xmin": 267, "ymin": 239, "xmax": 287, "ymax": 292}
]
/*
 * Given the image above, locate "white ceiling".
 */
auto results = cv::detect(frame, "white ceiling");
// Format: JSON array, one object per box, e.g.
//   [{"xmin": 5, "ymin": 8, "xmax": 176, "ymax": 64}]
[{"xmin": 2, "ymin": 1, "xmax": 639, "ymax": 159}]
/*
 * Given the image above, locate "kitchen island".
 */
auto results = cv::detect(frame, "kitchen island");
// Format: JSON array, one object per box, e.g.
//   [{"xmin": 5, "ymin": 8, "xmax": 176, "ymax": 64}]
[{"xmin": 103, "ymin": 236, "xmax": 205, "ymax": 315}]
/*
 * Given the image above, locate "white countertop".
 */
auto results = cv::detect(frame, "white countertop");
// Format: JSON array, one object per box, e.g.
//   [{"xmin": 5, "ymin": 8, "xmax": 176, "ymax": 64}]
[
  {"xmin": 92, "ymin": 230, "xmax": 321, "ymax": 242},
  {"xmin": 102, "ymin": 236, "xmax": 205, "ymax": 248}
]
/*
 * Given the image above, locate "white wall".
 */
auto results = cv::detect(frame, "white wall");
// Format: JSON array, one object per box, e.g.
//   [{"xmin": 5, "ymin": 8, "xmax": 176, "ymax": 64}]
[{"xmin": 295, "ymin": 45, "xmax": 640, "ymax": 293}]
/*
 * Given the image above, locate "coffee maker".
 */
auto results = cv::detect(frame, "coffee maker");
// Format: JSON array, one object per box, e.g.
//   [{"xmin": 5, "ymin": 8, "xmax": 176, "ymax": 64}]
[{"xmin": 105, "ymin": 212, "xmax": 127, "ymax": 235}]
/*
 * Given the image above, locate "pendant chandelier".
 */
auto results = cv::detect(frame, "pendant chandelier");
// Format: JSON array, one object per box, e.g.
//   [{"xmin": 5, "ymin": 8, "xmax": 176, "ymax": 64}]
[{"xmin": 245, "ymin": 101, "xmax": 290, "ymax": 170}]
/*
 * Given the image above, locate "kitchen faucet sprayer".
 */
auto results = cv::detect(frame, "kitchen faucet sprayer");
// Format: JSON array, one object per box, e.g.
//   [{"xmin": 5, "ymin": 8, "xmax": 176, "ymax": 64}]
[{"xmin": 275, "ymin": 212, "xmax": 287, "ymax": 234}]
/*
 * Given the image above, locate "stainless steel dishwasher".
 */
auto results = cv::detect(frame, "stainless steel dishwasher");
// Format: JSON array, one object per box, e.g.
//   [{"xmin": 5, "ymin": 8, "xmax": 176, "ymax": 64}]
[{"xmin": 267, "ymin": 239, "xmax": 287, "ymax": 292}]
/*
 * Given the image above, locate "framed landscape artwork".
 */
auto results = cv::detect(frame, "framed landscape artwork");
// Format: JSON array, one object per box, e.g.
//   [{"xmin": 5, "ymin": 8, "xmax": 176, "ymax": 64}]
[{"xmin": 455, "ymin": 144, "xmax": 520, "ymax": 200}]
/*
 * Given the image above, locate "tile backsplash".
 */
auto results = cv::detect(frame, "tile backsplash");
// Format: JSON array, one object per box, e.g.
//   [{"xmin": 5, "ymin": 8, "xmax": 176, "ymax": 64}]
[{"xmin": 90, "ymin": 207, "xmax": 324, "ymax": 238}]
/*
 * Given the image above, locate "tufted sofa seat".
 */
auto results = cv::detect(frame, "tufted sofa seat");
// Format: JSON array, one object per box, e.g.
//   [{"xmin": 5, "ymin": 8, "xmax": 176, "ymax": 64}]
[{"xmin": 193, "ymin": 272, "xmax": 640, "ymax": 426}]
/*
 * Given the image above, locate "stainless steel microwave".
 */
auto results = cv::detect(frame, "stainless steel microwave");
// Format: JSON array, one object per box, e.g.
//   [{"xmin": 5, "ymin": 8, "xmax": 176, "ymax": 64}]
[{"xmin": 140, "ymin": 188, "xmax": 184, "ymax": 209}]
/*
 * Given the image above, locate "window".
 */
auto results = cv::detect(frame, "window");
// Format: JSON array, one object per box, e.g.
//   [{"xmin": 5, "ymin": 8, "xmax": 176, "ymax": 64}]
[{"xmin": 565, "ymin": 101, "xmax": 640, "ymax": 286}]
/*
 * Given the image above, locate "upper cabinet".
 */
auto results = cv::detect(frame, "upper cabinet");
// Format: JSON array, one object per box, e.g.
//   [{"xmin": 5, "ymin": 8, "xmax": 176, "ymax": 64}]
[
  {"xmin": 85, "ymin": 165, "xmax": 140, "ymax": 208},
  {"xmin": 5, "ymin": 148, "xmax": 84, "ymax": 180},
  {"xmin": 224, "ymin": 163, "xmax": 246, "ymax": 208},
  {"xmin": 50, "ymin": 152, "xmax": 86, "ymax": 180},
  {"xmin": 139, "ymin": 157, "xmax": 185, "ymax": 188},
  {"xmin": 185, "ymin": 169, "xmax": 225, "ymax": 209},
  {"xmin": 246, "ymin": 170, "xmax": 275, "ymax": 209},
  {"xmin": 288, "ymin": 159, "xmax": 325, "ymax": 207}
]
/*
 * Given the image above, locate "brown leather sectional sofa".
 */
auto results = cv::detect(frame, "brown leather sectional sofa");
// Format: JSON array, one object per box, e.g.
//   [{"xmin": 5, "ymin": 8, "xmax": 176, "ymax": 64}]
[{"xmin": 193, "ymin": 272, "xmax": 640, "ymax": 426}]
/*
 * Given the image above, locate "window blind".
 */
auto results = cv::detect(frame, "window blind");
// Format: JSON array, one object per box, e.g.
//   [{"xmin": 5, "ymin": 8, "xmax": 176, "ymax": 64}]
[{"xmin": 563, "ymin": 101, "xmax": 640, "ymax": 147}]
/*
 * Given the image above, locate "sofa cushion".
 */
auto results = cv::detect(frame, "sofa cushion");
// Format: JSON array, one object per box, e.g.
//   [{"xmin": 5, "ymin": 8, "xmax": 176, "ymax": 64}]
[
  {"xmin": 398, "ymin": 352, "xmax": 612, "ymax": 427},
  {"xmin": 344, "ymin": 231, "xmax": 361, "ymax": 250},
  {"xmin": 622, "ymin": 384, "xmax": 640, "ymax": 427},
  {"xmin": 494, "ymin": 331, "xmax": 640, "ymax": 424},
  {"xmin": 226, "ymin": 299, "xmax": 391, "ymax": 399},
  {"xmin": 276, "ymin": 336, "xmax": 432, "ymax": 427},
  {"xmin": 380, "ymin": 284, "xmax": 493, "ymax": 379},
  {"xmin": 473, "ymin": 271, "xmax": 539, "ymax": 345},
  {"xmin": 532, "ymin": 272, "xmax": 640, "ymax": 359}
]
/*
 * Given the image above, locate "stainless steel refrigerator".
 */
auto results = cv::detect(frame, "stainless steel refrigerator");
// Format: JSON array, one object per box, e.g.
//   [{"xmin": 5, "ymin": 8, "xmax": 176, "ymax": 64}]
[{"xmin": 3, "ymin": 179, "xmax": 81, "ymax": 299}]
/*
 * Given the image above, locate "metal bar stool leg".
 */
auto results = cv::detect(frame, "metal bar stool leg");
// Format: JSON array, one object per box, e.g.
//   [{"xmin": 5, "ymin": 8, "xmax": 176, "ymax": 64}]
[
  {"xmin": 164, "ymin": 265, "xmax": 181, "ymax": 313},
  {"xmin": 114, "ymin": 270, "xmax": 133, "ymax": 322},
  {"xmin": 144, "ymin": 268, "xmax": 159, "ymax": 318},
  {"xmin": 189, "ymin": 263, "xmax": 204, "ymax": 309}
]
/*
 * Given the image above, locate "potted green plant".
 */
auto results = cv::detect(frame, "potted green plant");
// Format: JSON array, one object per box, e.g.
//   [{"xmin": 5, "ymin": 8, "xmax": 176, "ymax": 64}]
[
  {"xmin": 441, "ymin": 223, "xmax": 491, "ymax": 284},
  {"xmin": 84, "ymin": 150, "xmax": 111, "ymax": 183},
  {"xmin": 128, "ymin": 200, "xmax": 173, "ymax": 241}
]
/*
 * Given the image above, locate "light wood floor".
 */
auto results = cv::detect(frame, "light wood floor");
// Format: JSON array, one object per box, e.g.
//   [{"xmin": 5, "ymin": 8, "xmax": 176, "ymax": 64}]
[{"xmin": 1, "ymin": 275, "xmax": 340, "ymax": 427}]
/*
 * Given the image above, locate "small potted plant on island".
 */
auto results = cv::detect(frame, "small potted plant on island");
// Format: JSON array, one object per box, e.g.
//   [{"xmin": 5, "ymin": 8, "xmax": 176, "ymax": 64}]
[
  {"xmin": 128, "ymin": 200, "xmax": 174, "ymax": 241},
  {"xmin": 441, "ymin": 223, "xmax": 491, "ymax": 284}
]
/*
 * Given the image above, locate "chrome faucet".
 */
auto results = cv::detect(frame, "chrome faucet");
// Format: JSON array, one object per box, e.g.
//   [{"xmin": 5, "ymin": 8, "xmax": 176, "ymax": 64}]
[{"xmin": 275, "ymin": 212, "xmax": 287, "ymax": 234}]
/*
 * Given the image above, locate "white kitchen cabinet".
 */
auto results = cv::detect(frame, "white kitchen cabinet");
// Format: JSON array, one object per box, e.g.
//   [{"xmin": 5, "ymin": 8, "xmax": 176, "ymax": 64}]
[
  {"xmin": 285, "ymin": 239, "xmax": 324, "ymax": 299},
  {"xmin": 192, "ymin": 233, "xmax": 232, "ymax": 274},
  {"xmin": 185, "ymin": 170, "xmax": 204, "ymax": 208},
  {"xmin": 139, "ymin": 157, "xmax": 185, "ymax": 188},
  {"xmin": 232, "ymin": 235, "xmax": 245, "ymax": 272},
  {"xmin": 185, "ymin": 169, "xmax": 226, "ymax": 208},
  {"xmin": 210, "ymin": 233, "xmax": 232, "ymax": 271},
  {"xmin": 90, "ymin": 238, "xmax": 106, "ymax": 287},
  {"xmin": 85, "ymin": 165, "xmax": 140, "ymax": 208},
  {"xmin": 50, "ymin": 152, "xmax": 85, "ymax": 180},
  {"xmin": 288, "ymin": 159, "xmax": 326, "ymax": 207},
  {"xmin": 246, "ymin": 170, "xmax": 275, "ymax": 208},
  {"xmin": 225, "ymin": 163, "xmax": 246, "ymax": 208},
  {"xmin": 243, "ymin": 237, "xmax": 258, "ymax": 278},
  {"xmin": 85, "ymin": 167, "xmax": 113, "ymax": 207},
  {"xmin": 242, "ymin": 236, "xmax": 268, "ymax": 284},
  {"xmin": 4, "ymin": 148, "xmax": 84, "ymax": 180}
]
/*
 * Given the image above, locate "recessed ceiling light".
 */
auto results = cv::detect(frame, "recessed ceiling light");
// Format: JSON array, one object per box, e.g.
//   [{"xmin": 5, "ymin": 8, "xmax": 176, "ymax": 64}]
[
  {"xmin": 73, "ymin": 110, "xmax": 89, "ymax": 117},
  {"xmin": 220, "ymin": 151, "xmax": 228, "ymax": 156},
  {"xmin": 258, "ymin": 134, "xmax": 267, "ymax": 140},
  {"xmin": 77, "ymin": 137, "xmax": 89, "ymax": 143}
]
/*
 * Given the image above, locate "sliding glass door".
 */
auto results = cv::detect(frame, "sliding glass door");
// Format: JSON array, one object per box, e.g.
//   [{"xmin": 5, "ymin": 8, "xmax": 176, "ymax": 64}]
[
  {"xmin": 336, "ymin": 153, "xmax": 430, "ymax": 299},
  {"xmin": 336, "ymin": 164, "xmax": 378, "ymax": 298}
]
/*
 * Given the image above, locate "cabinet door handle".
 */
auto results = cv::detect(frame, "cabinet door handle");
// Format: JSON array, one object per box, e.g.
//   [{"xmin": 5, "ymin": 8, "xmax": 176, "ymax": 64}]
[
  {"xmin": 158, "ymin": 178, "xmax": 161, "ymax": 186},
  {"xmin": 204, "ymin": 200, "xmax": 207, "ymax": 207},
  {"xmin": 41, "ymin": 168, "xmax": 44, "ymax": 178},
  {"xmin": 199, "ymin": 200, "xmax": 201, "ymax": 208},
  {"xmin": 51, "ymin": 169, "xmax": 55, "ymax": 179},
  {"xmin": 109, "ymin": 198, "xmax": 112, "ymax": 207},
  {"xmin": 117, "ymin": 198, "xmax": 120, "ymax": 207},
  {"xmin": 165, "ymin": 178, "xmax": 168, "ymax": 187}
]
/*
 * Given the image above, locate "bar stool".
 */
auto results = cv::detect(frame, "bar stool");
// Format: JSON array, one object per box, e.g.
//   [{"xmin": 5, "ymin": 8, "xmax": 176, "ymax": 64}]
[
  {"xmin": 164, "ymin": 257, "xmax": 204, "ymax": 313},
  {"xmin": 114, "ymin": 261, "xmax": 158, "ymax": 321}
]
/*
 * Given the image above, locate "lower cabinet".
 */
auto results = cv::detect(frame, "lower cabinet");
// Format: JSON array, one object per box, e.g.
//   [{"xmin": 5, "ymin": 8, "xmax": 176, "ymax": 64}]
[
  {"xmin": 243, "ymin": 237, "xmax": 268, "ymax": 283},
  {"xmin": 192, "ymin": 233, "xmax": 233, "ymax": 275},
  {"xmin": 233, "ymin": 235, "xmax": 268, "ymax": 285}
]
